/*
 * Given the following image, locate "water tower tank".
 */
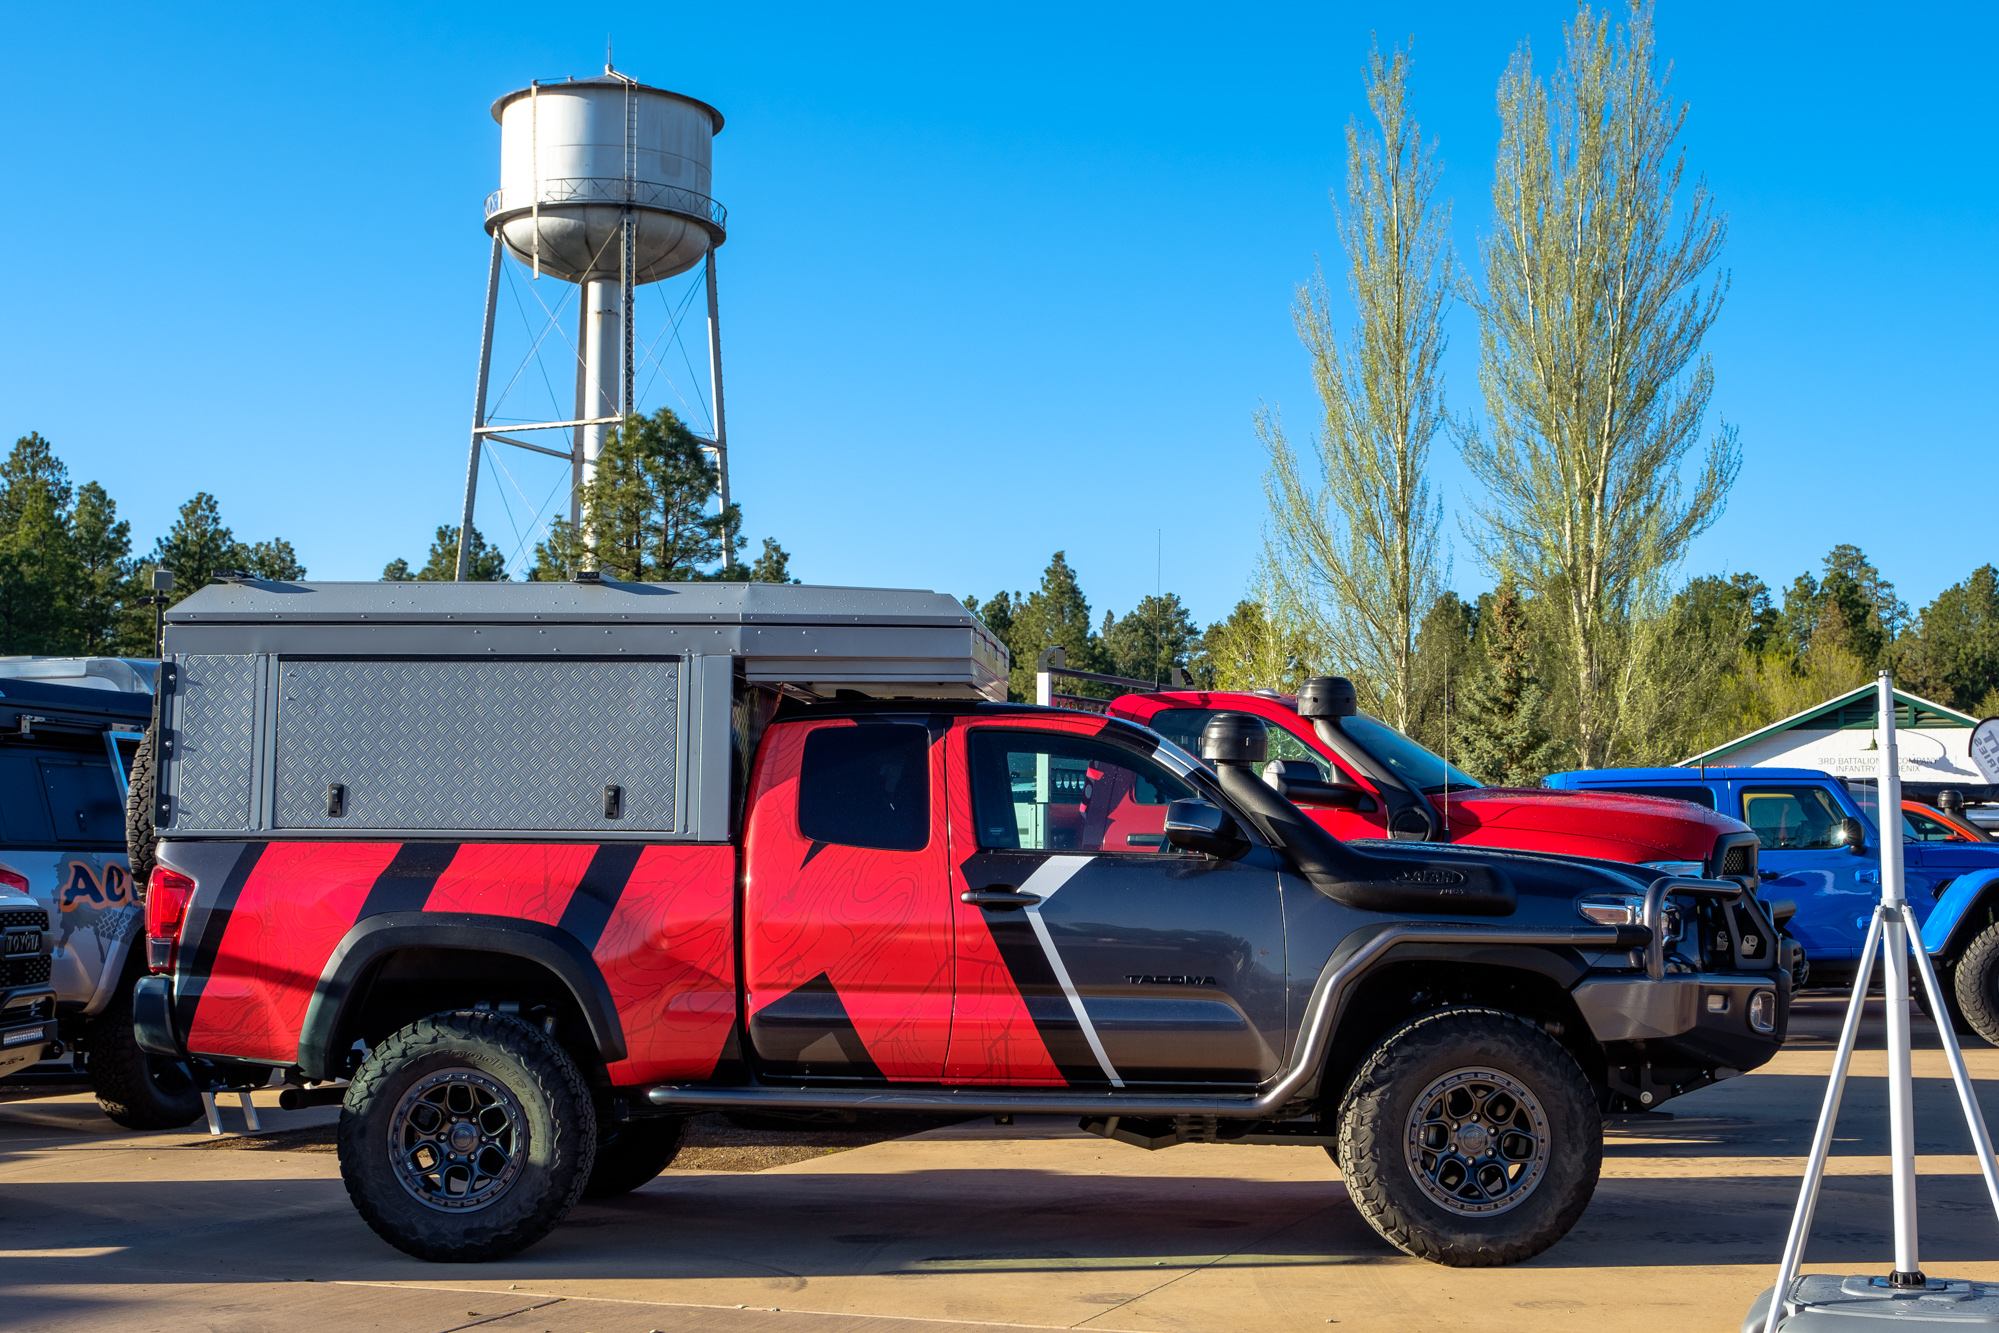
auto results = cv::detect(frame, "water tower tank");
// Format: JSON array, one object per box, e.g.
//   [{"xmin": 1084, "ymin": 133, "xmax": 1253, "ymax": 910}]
[{"xmin": 485, "ymin": 76, "xmax": 725, "ymax": 282}]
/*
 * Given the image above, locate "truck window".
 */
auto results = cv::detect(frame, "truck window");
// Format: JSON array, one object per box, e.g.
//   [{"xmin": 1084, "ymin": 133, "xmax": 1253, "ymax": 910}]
[
  {"xmin": 41, "ymin": 757, "xmax": 125, "ymax": 844},
  {"xmin": 1589, "ymin": 784, "xmax": 1716, "ymax": 810},
  {"xmin": 968, "ymin": 730, "xmax": 1197, "ymax": 853},
  {"xmin": 797, "ymin": 724, "xmax": 930, "ymax": 851},
  {"xmin": 1905, "ymin": 808, "xmax": 1968, "ymax": 842},
  {"xmin": 1740, "ymin": 786, "xmax": 1847, "ymax": 851},
  {"xmin": 1146, "ymin": 709, "xmax": 1332, "ymax": 781}
]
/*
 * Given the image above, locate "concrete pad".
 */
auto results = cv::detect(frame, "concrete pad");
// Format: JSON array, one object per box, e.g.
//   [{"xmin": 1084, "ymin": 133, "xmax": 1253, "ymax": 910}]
[{"xmin": 4, "ymin": 996, "xmax": 1998, "ymax": 1332}]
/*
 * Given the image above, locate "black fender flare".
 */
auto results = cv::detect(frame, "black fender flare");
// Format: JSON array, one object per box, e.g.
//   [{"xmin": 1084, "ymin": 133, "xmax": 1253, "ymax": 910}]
[{"xmin": 296, "ymin": 912, "xmax": 627, "ymax": 1081}]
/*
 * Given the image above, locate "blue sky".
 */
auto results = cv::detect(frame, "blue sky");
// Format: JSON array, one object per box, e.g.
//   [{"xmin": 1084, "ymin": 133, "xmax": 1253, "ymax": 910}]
[{"xmin": 4, "ymin": 3, "xmax": 1994, "ymax": 630}]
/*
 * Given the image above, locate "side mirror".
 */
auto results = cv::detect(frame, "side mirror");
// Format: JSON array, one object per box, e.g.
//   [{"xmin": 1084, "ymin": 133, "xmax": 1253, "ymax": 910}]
[
  {"xmin": 1834, "ymin": 816, "xmax": 1868, "ymax": 852},
  {"xmin": 1764, "ymin": 897, "xmax": 1798, "ymax": 927},
  {"xmin": 1164, "ymin": 798, "xmax": 1247, "ymax": 857},
  {"xmin": 1261, "ymin": 759, "xmax": 1377, "ymax": 811}
]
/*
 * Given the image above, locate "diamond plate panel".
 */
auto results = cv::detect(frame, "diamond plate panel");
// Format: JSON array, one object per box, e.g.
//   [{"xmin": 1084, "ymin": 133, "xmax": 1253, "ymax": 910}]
[
  {"xmin": 167, "ymin": 655, "xmax": 257, "ymax": 831},
  {"xmin": 272, "ymin": 660, "xmax": 680, "ymax": 832}
]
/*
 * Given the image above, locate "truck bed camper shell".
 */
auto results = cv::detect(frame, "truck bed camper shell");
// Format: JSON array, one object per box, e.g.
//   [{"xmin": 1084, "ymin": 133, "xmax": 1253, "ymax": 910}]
[{"xmin": 156, "ymin": 579, "xmax": 1007, "ymax": 844}]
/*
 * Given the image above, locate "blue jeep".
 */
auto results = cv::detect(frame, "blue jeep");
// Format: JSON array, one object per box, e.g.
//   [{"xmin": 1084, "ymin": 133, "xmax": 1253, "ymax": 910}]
[{"xmin": 1545, "ymin": 765, "xmax": 1999, "ymax": 1041}]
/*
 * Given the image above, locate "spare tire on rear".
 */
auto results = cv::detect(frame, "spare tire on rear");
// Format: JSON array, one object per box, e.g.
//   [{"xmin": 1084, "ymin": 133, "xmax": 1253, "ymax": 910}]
[{"xmin": 125, "ymin": 726, "xmax": 157, "ymax": 892}]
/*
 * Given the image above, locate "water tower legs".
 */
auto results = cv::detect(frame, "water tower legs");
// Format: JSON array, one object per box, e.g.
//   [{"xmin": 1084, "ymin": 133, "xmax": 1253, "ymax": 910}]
[
  {"xmin": 456, "ymin": 235, "xmax": 505, "ymax": 582},
  {"xmin": 581, "ymin": 278, "xmax": 623, "ymax": 496}
]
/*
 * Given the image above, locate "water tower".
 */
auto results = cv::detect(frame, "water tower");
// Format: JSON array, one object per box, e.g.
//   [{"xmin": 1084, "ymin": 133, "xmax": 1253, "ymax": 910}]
[{"xmin": 454, "ymin": 66, "xmax": 730, "ymax": 579}]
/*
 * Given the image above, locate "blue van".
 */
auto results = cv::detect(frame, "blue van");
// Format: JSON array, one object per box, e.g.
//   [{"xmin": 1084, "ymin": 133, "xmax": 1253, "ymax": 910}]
[{"xmin": 1546, "ymin": 765, "xmax": 1999, "ymax": 1040}]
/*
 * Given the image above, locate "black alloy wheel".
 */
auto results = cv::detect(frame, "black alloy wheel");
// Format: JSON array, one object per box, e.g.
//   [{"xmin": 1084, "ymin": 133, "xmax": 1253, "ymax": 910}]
[
  {"xmin": 339, "ymin": 1010, "xmax": 595, "ymax": 1262},
  {"xmin": 1334, "ymin": 1007, "xmax": 1601, "ymax": 1267}
]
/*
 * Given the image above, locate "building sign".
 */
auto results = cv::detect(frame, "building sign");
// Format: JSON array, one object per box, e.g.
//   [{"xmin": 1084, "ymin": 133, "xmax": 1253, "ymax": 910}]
[{"xmin": 1971, "ymin": 718, "xmax": 1999, "ymax": 784}]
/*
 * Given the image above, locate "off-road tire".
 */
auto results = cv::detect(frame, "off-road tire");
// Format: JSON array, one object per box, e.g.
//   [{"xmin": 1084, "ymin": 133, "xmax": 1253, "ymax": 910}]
[
  {"xmin": 338, "ymin": 1010, "xmax": 596, "ymax": 1262},
  {"xmin": 583, "ymin": 1117, "xmax": 686, "ymax": 1198},
  {"xmin": 124, "ymin": 726, "xmax": 157, "ymax": 892},
  {"xmin": 87, "ymin": 960, "xmax": 204, "ymax": 1130},
  {"xmin": 1952, "ymin": 922, "xmax": 1999, "ymax": 1045},
  {"xmin": 1333, "ymin": 1007, "xmax": 1601, "ymax": 1267}
]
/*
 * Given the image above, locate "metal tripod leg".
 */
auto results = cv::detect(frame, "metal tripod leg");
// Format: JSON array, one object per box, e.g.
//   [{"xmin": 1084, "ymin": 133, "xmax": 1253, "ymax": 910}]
[
  {"xmin": 1904, "ymin": 905, "xmax": 1999, "ymax": 1222},
  {"xmin": 1764, "ymin": 908, "xmax": 1885, "ymax": 1333}
]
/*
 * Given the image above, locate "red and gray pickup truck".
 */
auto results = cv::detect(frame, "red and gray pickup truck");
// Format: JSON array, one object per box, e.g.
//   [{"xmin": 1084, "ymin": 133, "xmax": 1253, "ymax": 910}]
[{"xmin": 131, "ymin": 581, "xmax": 1786, "ymax": 1269}]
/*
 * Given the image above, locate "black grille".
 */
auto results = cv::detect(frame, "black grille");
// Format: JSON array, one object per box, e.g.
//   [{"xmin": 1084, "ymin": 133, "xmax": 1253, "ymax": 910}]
[
  {"xmin": 1719, "ymin": 843, "xmax": 1754, "ymax": 877},
  {"xmin": 1, "ymin": 956, "xmax": 51, "ymax": 987},
  {"xmin": 0, "ymin": 908, "xmax": 48, "ymax": 931}
]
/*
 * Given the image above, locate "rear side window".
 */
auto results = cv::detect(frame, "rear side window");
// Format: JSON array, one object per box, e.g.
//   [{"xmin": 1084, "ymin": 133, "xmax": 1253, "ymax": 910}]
[
  {"xmin": 1592, "ymin": 784, "xmax": 1717, "ymax": 811},
  {"xmin": 797, "ymin": 724, "xmax": 930, "ymax": 851},
  {"xmin": 1741, "ymin": 786, "xmax": 1847, "ymax": 851}
]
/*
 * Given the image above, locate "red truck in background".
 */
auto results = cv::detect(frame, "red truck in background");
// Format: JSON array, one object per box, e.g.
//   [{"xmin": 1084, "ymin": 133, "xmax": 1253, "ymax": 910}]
[{"xmin": 1033, "ymin": 651, "xmax": 1759, "ymax": 882}]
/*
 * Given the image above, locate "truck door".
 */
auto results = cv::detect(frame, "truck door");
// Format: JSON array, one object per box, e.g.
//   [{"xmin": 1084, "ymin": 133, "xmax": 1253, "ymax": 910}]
[
  {"xmin": 1739, "ymin": 782, "xmax": 1880, "ymax": 962},
  {"xmin": 943, "ymin": 721, "xmax": 1287, "ymax": 1089},
  {"xmin": 741, "ymin": 716, "xmax": 954, "ymax": 1083}
]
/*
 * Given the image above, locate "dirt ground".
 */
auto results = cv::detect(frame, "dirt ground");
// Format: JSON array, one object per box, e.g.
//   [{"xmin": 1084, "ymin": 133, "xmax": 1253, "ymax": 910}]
[{"xmin": 5, "ymin": 996, "xmax": 1999, "ymax": 1333}]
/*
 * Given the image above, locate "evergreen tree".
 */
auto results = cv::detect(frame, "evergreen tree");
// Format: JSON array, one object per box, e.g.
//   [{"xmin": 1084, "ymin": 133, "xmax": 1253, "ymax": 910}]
[
  {"xmin": 1407, "ymin": 592, "xmax": 1478, "ymax": 755},
  {"xmin": 1104, "ymin": 594, "xmax": 1200, "ymax": 686},
  {"xmin": 384, "ymin": 524, "xmax": 509, "ymax": 581},
  {"xmin": 150, "ymin": 493, "xmax": 242, "ymax": 605},
  {"xmin": 71, "ymin": 481, "xmax": 134, "ymax": 656},
  {"xmin": 1002, "ymin": 552, "xmax": 1103, "ymax": 701},
  {"xmin": 1454, "ymin": 581, "xmax": 1560, "ymax": 785},
  {"xmin": 530, "ymin": 410, "xmax": 792, "ymax": 583},
  {"xmin": 0, "ymin": 436, "xmax": 79, "ymax": 653},
  {"xmin": 1901, "ymin": 565, "xmax": 1999, "ymax": 714}
]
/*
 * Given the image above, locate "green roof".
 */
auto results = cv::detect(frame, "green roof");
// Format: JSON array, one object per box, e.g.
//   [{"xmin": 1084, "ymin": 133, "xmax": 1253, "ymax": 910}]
[{"xmin": 1685, "ymin": 684, "xmax": 1978, "ymax": 765}]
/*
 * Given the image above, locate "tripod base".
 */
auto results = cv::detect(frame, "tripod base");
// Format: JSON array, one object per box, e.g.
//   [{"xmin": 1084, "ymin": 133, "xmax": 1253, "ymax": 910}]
[{"xmin": 1746, "ymin": 1275, "xmax": 1999, "ymax": 1329}]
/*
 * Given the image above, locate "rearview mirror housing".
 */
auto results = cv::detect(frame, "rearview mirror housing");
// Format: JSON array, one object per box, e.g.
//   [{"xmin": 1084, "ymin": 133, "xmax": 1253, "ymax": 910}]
[
  {"xmin": 1835, "ymin": 816, "xmax": 1868, "ymax": 852},
  {"xmin": 1164, "ymin": 798, "xmax": 1247, "ymax": 858}
]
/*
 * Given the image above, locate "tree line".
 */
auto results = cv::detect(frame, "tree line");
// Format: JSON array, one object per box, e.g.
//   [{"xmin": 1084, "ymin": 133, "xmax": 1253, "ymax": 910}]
[{"xmin": 0, "ymin": 407, "xmax": 790, "ymax": 656}]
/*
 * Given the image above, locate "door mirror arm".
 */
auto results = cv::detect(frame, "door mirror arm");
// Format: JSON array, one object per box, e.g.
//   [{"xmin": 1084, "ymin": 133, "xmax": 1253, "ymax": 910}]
[{"xmin": 1164, "ymin": 798, "xmax": 1250, "ymax": 859}]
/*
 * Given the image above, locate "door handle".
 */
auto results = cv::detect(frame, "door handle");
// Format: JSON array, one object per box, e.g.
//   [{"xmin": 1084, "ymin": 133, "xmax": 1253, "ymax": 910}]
[
  {"xmin": 1857, "ymin": 871, "xmax": 1880, "ymax": 885},
  {"xmin": 961, "ymin": 887, "xmax": 1042, "ymax": 912}
]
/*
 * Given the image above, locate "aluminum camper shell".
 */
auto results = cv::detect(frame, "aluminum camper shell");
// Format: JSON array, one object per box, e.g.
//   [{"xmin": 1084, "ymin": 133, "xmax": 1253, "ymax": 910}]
[{"xmin": 156, "ymin": 580, "xmax": 1007, "ymax": 845}]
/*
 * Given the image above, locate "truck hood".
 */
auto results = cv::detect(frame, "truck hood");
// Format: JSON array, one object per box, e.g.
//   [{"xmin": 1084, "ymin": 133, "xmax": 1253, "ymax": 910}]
[{"xmin": 1438, "ymin": 787, "xmax": 1747, "ymax": 864}]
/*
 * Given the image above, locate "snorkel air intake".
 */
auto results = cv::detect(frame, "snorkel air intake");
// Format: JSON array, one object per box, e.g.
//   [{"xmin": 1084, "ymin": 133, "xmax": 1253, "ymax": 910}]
[{"xmin": 1199, "ymin": 712, "xmax": 1513, "ymax": 916}]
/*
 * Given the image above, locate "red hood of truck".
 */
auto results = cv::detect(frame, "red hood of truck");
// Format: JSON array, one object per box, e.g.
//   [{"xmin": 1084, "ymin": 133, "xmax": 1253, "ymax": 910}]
[{"xmin": 1438, "ymin": 786, "xmax": 1742, "ymax": 863}]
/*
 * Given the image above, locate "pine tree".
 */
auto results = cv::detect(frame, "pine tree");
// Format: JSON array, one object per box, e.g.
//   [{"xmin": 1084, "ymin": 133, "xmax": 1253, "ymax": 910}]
[
  {"xmin": 1407, "ymin": 592, "xmax": 1478, "ymax": 755},
  {"xmin": 150, "ymin": 493, "xmax": 242, "ymax": 605},
  {"xmin": 71, "ymin": 481, "xmax": 133, "ymax": 655},
  {"xmin": 1454, "ymin": 581, "xmax": 1560, "ymax": 785},
  {"xmin": 384, "ymin": 525, "xmax": 509, "ymax": 581},
  {"xmin": 1000, "ymin": 552, "xmax": 1103, "ymax": 700},
  {"xmin": 1104, "ymin": 594, "xmax": 1200, "ymax": 686},
  {"xmin": 0, "ymin": 435, "xmax": 79, "ymax": 653},
  {"xmin": 531, "ymin": 410, "xmax": 792, "ymax": 583},
  {"xmin": 1902, "ymin": 566, "xmax": 1999, "ymax": 713}
]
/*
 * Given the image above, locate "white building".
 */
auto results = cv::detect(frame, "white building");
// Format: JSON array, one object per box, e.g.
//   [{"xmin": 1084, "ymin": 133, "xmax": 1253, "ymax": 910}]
[{"xmin": 1685, "ymin": 684, "xmax": 1982, "ymax": 789}]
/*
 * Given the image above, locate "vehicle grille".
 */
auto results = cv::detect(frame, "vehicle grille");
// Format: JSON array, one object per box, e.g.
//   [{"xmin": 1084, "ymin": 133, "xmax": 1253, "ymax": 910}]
[
  {"xmin": 1, "ymin": 956, "xmax": 51, "ymax": 987},
  {"xmin": 0, "ymin": 908, "xmax": 48, "ymax": 931},
  {"xmin": 1719, "ymin": 843, "xmax": 1754, "ymax": 877}
]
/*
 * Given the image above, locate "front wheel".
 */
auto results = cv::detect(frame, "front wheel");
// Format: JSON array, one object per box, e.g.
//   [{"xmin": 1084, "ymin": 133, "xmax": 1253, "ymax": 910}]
[
  {"xmin": 1333, "ymin": 1008, "xmax": 1601, "ymax": 1267},
  {"xmin": 338, "ymin": 1010, "xmax": 596, "ymax": 1261},
  {"xmin": 1952, "ymin": 922, "xmax": 1999, "ymax": 1045}
]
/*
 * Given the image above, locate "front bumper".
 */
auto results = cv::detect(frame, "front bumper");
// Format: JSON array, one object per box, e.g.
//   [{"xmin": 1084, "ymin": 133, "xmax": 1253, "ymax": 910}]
[
  {"xmin": 0, "ymin": 986, "xmax": 57, "ymax": 1080},
  {"xmin": 1575, "ymin": 969, "xmax": 1787, "ymax": 1107},
  {"xmin": 132, "ymin": 975, "xmax": 183, "ymax": 1058}
]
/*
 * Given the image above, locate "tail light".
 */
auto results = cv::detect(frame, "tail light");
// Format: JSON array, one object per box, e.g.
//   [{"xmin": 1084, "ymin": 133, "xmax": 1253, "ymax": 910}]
[
  {"xmin": 0, "ymin": 866, "xmax": 28, "ymax": 894},
  {"xmin": 145, "ymin": 869, "xmax": 196, "ymax": 974}
]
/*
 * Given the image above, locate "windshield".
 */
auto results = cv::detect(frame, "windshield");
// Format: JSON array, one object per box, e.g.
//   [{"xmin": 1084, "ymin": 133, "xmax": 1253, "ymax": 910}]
[{"xmin": 1339, "ymin": 715, "xmax": 1480, "ymax": 794}]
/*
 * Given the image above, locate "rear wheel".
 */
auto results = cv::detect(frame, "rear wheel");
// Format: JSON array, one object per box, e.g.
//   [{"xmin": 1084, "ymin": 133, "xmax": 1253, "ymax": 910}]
[
  {"xmin": 338, "ymin": 1010, "xmax": 595, "ymax": 1261},
  {"xmin": 583, "ymin": 1117, "xmax": 685, "ymax": 1198},
  {"xmin": 1952, "ymin": 922, "xmax": 1999, "ymax": 1045},
  {"xmin": 1334, "ymin": 1008, "xmax": 1600, "ymax": 1267},
  {"xmin": 87, "ymin": 962, "xmax": 204, "ymax": 1131}
]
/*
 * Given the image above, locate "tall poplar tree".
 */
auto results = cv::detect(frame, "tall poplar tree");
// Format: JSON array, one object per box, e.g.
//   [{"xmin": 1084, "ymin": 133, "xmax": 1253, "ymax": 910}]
[
  {"xmin": 1460, "ymin": 1, "xmax": 1739, "ymax": 766},
  {"xmin": 1263, "ymin": 44, "xmax": 1449, "ymax": 734}
]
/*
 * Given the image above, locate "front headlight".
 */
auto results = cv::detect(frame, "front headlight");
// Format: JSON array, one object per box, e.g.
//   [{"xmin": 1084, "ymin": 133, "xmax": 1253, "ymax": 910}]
[{"xmin": 1578, "ymin": 892, "xmax": 1682, "ymax": 940}]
